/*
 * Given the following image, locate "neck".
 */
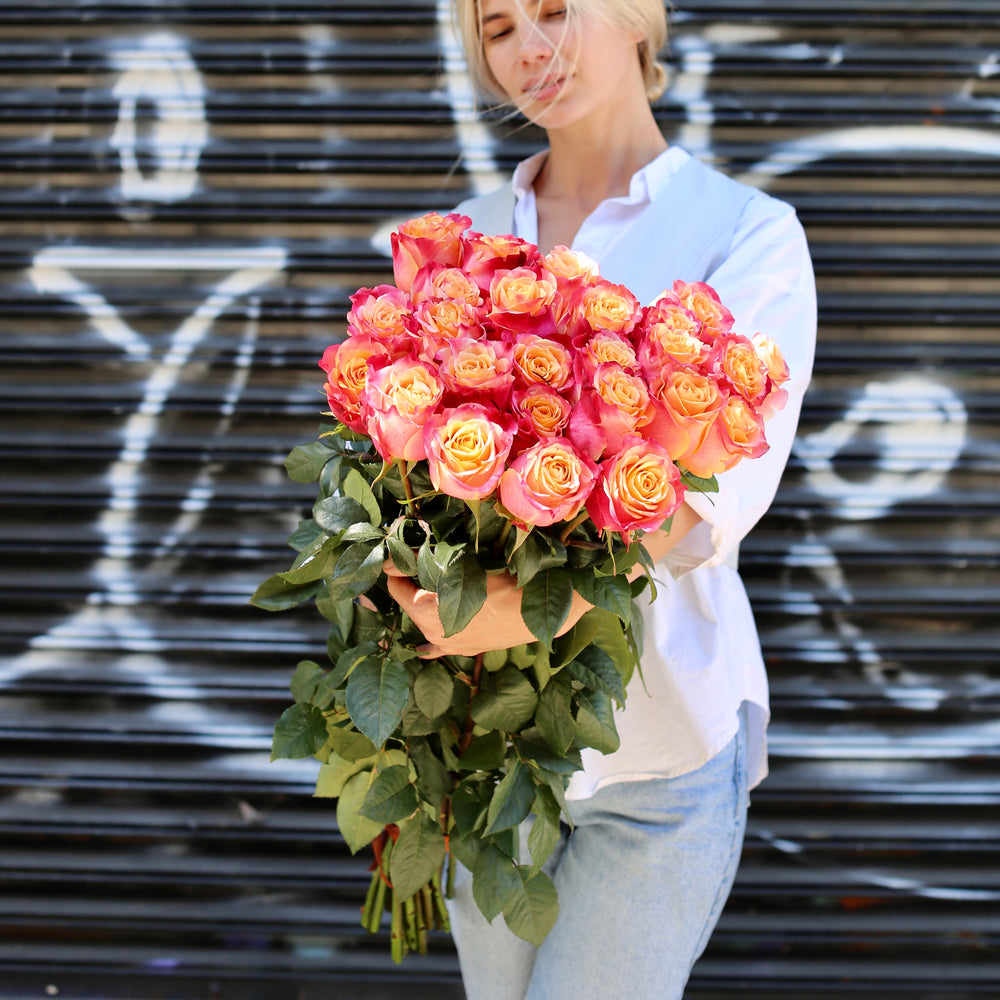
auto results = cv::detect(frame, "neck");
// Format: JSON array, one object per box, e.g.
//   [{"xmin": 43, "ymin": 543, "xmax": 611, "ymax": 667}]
[{"xmin": 534, "ymin": 98, "xmax": 667, "ymax": 208}]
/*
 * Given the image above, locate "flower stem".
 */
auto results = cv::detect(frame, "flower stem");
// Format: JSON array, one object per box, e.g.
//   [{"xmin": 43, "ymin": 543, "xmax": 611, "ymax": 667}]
[
  {"xmin": 395, "ymin": 458, "xmax": 417, "ymax": 512},
  {"xmin": 559, "ymin": 510, "xmax": 590, "ymax": 545},
  {"xmin": 457, "ymin": 653, "xmax": 485, "ymax": 756}
]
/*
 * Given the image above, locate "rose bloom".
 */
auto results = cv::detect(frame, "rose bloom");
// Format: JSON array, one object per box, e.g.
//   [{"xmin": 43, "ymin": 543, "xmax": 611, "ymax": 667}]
[
  {"xmin": 574, "ymin": 278, "xmax": 642, "ymax": 336},
  {"xmin": 438, "ymin": 338, "xmax": 514, "ymax": 406},
  {"xmin": 569, "ymin": 364, "xmax": 651, "ymax": 461},
  {"xmin": 671, "ymin": 280, "xmax": 734, "ymax": 341},
  {"xmin": 512, "ymin": 334, "xmax": 574, "ymax": 391},
  {"xmin": 637, "ymin": 297, "xmax": 707, "ymax": 374},
  {"xmin": 499, "ymin": 438, "xmax": 597, "ymax": 528},
  {"xmin": 543, "ymin": 245, "xmax": 599, "ymax": 284},
  {"xmin": 586, "ymin": 435, "xmax": 686, "ymax": 535},
  {"xmin": 577, "ymin": 330, "xmax": 639, "ymax": 375},
  {"xmin": 706, "ymin": 333, "xmax": 769, "ymax": 406},
  {"xmin": 391, "ymin": 212, "xmax": 470, "ymax": 293},
  {"xmin": 644, "ymin": 367, "xmax": 727, "ymax": 462},
  {"xmin": 423, "ymin": 403, "xmax": 515, "ymax": 501},
  {"xmin": 683, "ymin": 395, "xmax": 768, "ymax": 478},
  {"xmin": 752, "ymin": 332, "xmax": 790, "ymax": 419},
  {"xmin": 362, "ymin": 357, "xmax": 445, "ymax": 462},
  {"xmin": 413, "ymin": 297, "xmax": 483, "ymax": 345},
  {"xmin": 511, "ymin": 384, "xmax": 572, "ymax": 441},
  {"xmin": 409, "ymin": 264, "xmax": 482, "ymax": 308},
  {"xmin": 319, "ymin": 335, "xmax": 394, "ymax": 432},
  {"xmin": 463, "ymin": 233, "xmax": 540, "ymax": 294},
  {"xmin": 489, "ymin": 266, "xmax": 558, "ymax": 336},
  {"xmin": 346, "ymin": 284, "xmax": 413, "ymax": 341}
]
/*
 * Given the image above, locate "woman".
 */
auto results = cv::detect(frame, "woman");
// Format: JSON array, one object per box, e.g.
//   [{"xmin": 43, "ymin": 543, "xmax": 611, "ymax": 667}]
[{"xmin": 385, "ymin": 1, "xmax": 817, "ymax": 996}]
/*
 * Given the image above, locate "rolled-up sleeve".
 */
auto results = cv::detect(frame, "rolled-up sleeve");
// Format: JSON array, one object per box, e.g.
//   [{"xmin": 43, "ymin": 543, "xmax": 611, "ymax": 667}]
[{"xmin": 665, "ymin": 195, "xmax": 817, "ymax": 576}]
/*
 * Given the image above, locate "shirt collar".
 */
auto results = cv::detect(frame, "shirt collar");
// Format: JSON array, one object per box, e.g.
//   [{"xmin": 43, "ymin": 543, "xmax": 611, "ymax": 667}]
[{"xmin": 511, "ymin": 145, "xmax": 691, "ymax": 209}]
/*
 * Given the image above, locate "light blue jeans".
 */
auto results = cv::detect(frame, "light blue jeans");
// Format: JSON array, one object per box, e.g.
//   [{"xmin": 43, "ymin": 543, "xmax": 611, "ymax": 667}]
[{"xmin": 449, "ymin": 704, "xmax": 749, "ymax": 1000}]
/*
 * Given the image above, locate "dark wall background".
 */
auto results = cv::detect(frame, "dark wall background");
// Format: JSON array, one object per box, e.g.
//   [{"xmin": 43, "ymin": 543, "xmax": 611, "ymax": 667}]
[{"xmin": 1, "ymin": 2, "xmax": 998, "ymax": 998}]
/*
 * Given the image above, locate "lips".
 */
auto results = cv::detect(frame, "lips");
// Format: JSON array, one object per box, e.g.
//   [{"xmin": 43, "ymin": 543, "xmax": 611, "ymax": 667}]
[{"xmin": 525, "ymin": 75, "xmax": 565, "ymax": 101}]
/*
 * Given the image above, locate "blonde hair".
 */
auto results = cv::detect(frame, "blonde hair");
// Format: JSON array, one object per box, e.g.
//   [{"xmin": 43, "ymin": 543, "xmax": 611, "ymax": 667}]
[{"xmin": 452, "ymin": 0, "xmax": 669, "ymax": 105}]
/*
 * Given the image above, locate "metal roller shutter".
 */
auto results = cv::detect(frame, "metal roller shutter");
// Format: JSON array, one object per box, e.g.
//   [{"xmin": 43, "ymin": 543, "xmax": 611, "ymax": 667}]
[{"xmin": 0, "ymin": 2, "xmax": 997, "ymax": 997}]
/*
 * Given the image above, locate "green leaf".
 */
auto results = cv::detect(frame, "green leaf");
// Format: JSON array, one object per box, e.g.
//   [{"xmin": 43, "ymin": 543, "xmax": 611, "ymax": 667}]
[
  {"xmin": 458, "ymin": 729, "xmax": 507, "ymax": 771},
  {"xmin": 502, "ymin": 868, "xmax": 559, "ymax": 946},
  {"xmin": 449, "ymin": 831, "xmax": 483, "ymax": 872},
  {"xmin": 566, "ymin": 644, "xmax": 626, "ymax": 706},
  {"xmin": 485, "ymin": 759, "xmax": 535, "ymax": 835},
  {"xmin": 527, "ymin": 786, "xmax": 562, "ymax": 875},
  {"xmin": 329, "ymin": 539, "xmax": 385, "ymax": 600},
  {"xmin": 520, "ymin": 568, "xmax": 574, "ymax": 651},
  {"xmin": 271, "ymin": 703, "xmax": 328, "ymax": 760},
  {"xmin": 345, "ymin": 657, "xmax": 410, "ymax": 747},
  {"xmin": 323, "ymin": 722, "xmax": 377, "ymax": 762},
  {"xmin": 551, "ymin": 613, "xmax": 600, "ymax": 670},
  {"xmin": 284, "ymin": 440, "xmax": 335, "ymax": 484},
  {"xmin": 437, "ymin": 551, "xmax": 488, "ymax": 637},
  {"xmin": 409, "ymin": 738, "xmax": 451, "ymax": 809},
  {"xmin": 573, "ymin": 689, "xmax": 621, "ymax": 755},
  {"xmin": 416, "ymin": 536, "xmax": 441, "ymax": 592},
  {"xmin": 386, "ymin": 533, "xmax": 419, "ymax": 578},
  {"xmin": 341, "ymin": 522, "xmax": 385, "ymax": 543},
  {"xmin": 359, "ymin": 764, "xmax": 418, "ymax": 823},
  {"xmin": 388, "ymin": 812, "xmax": 447, "ymax": 901},
  {"xmin": 249, "ymin": 574, "xmax": 324, "ymax": 612},
  {"xmin": 451, "ymin": 776, "xmax": 489, "ymax": 837},
  {"xmin": 533, "ymin": 672, "xmax": 576, "ymax": 755},
  {"xmin": 314, "ymin": 749, "xmax": 375, "ymax": 799},
  {"xmin": 482, "ymin": 648, "xmax": 509, "ymax": 672},
  {"xmin": 585, "ymin": 608, "xmax": 632, "ymax": 677},
  {"xmin": 513, "ymin": 732, "xmax": 582, "ymax": 776},
  {"xmin": 509, "ymin": 531, "xmax": 566, "ymax": 588},
  {"xmin": 679, "ymin": 468, "xmax": 719, "ymax": 494},
  {"xmin": 313, "ymin": 495, "xmax": 371, "ymax": 534},
  {"xmin": 412, "ymin": 660, "xmax": 455, "ymax": 720},
  {"xmin": 472, "ymin": 844, "xmax": 520, "ymax": 923},
  {"xmin": 336, "ymin": 770, "xmax": 384, "ymax": 853},
  {"xmin": 471, "ymin": 665, "xmax": 538, "ymax": 733},
  {"xmin": 287, "ymin": 518, "xmax": 324, "ymax": 552},
  {"xmin": 342, "ymin": 467, "xmax": 382, "ymax": 526},
  {"xmin": 280, "ymin": 537, "xmax": 341, "ymax": 585},
  {"xmin": 569, "ymin": 568, "xmax": 632, "ymax": 624},
  {"xmin": 289, "ymin": 660, "xmax": 324, "ymax": 704}
]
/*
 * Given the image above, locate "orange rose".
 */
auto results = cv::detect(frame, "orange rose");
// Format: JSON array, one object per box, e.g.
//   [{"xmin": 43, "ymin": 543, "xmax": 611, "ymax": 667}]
[
  {"xmin": 645, "ymin": 368, "xmax": 726, "ymax": 462},
  {"xmin": 683, "ymin": 396, "xmax": 768, "ymax": 477},
  {"xmin": 707, "ymin": 334, "xmax": 769, "ymax": 405},
  {"xmin": 512, "ymin": 335, "xmax": 573, "ymax": 391},
  {"xmin": 423, "ymin": 404, "xmax": 515, "ymax": 500},
  {"xmin": 543, "ymin": 245, "xmax": 599, "ymax": 283},
  {"xmin": 576, "ymin": 279, "xmax": 642, "ymax": 335},
  {"xmin": 580, "ymin": 330, "xmax": 638, "ymax": 373},
  {"xmin": 512, "ymin": 385, "xmax": 572, "ymax": 440},
  {"xmin": 319, "ymin": 335, "xmax": 393, "ymax": 432},
  {"xmin": 391, "ymin": 211, "xmax": 470, "ymax": 293},
  {"xmin": 671, "ymin": 280, "xmax": 734, "ymax": 341}
]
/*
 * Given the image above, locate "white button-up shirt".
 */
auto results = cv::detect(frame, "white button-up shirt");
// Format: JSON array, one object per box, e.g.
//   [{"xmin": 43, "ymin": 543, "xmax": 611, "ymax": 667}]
[{"xmin": 510, "ymin": 147, "xmax": 818, "ymax": 797}]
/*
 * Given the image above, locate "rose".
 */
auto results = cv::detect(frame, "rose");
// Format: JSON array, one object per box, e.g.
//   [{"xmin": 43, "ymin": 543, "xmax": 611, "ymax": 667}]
[
  {"xmin": 347, "ymin": 284, "xmax": 413, "ymax": 342},
  {"xmin": 586, "ymin": 435, "xmax": 686, "ymax": 535},
  {"xmin": 462, "ymin": 233, "xmax": 540, "ymax": 294},
  {"xmin": 683, "ymin": 396, "xmax": 768, "ymax": 477},
  {"xmin": 412, "ymin": 297, "xmax": 484, "ymax": 347},
  {"xmin": 705, "ymin": 333, "xmax": 769, "ymax": 406},
  {"xmin": 569, "ymin": 363, "xmax": 652, "ymax": 460},
  {"xmin": 391, "ymin": 212, "xmax": 470, "ymax": 293},
  {"xmin": 752, "ymin": 332, "xmax": 790, "ymax": 419},
  {"xmin": 511, "ymin": 334, "xmax": 574, "ymax": 392},
  {"xmin": 542, "ymin": 245, "xmax": 599, "ymax": 285},
  {"xmin": 572, "ymin": 278, "xmax": 642, "ymax": 337},
  {"xmin": 362, "ymin": 356, "xmax": 445, "ymax": 461},
  {"xmin": 644, "ymin": 367, "xmax": 727, "ymax": 462},
  {"xmin": 489, "ymin": 266, "xmax": 558, "ymax": 336},
  {"xmin": 576, "ymin": 330, "xmax": 639, "ymax": 377},
  {"xmin": 499, "ymin": 438, "xmax": 597, "ymax": 527},
  {"xmin": 511, "ymin": 385, "xmax": 572, "ymax": 444},
  {"xmin": 438, "ymin": 337, "xmax": 514, "ymax": 407},
  {"xmin": 319, "ymin": 335, "xmax": 394, "ymax": 432},
  {"xmin": 409, "ymin": 264, "xmax": 482, "ymax": 308},
  {"xmin": 670, "ymin": 280, "xmax": 734, "ymax": 341},
  {"xmin": 423, "ymin": 403, "xmax": 515, "ymax": 500},
  {"xmin": 636, "ymin": 297, "xmax": 706, "ymax": 374}
]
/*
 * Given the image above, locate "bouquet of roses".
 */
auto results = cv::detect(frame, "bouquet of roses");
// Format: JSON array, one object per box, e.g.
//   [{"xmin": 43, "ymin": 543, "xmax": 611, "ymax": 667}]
[{"xmin": 251, "ymin": 211, "xmax": 790, "ymax": 961}]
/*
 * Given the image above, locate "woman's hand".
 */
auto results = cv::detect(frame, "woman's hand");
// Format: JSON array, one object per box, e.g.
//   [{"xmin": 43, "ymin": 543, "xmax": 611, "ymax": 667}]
[{"xmin": 383, "ymin": 560, "xmax": 592, "ymax": 658}]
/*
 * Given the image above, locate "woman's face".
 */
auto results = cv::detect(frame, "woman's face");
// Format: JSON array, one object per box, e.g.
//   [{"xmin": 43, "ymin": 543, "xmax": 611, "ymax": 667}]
[{"xmin": 478, "ymin": 0, "xmax": 645, "ymax": 130}]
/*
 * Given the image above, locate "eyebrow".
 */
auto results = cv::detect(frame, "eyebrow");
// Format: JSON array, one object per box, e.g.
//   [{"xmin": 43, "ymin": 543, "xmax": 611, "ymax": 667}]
[{"xmin": 481, "ymin": 0, "xmax": 541, "ymax": 27}]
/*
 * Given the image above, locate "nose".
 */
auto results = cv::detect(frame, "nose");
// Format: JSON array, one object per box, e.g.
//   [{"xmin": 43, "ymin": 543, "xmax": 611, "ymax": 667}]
[{"xmin": 515, "ymin": 22, "xmax": 555, "ymax": 64}]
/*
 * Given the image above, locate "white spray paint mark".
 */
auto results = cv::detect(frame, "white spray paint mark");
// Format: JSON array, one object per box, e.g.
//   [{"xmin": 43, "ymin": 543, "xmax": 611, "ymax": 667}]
[{"xmin": 109, "ymin": 33, "xmax": 208, "ymax": 203}]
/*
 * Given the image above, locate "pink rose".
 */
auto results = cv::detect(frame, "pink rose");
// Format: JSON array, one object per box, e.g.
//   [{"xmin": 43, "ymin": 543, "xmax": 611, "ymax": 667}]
[
  {"xmin": 636, "ymin": 297, "xmax": 706, "ymax": 376},
  {"xmin": 409, "ymin": 264, "xmax": 483, "ymax": 309},
  {"xmin": 438, "ymin": 337, "xmax": 514, "ymax": 408},
  {"xmin": 569, "ymin": 278, "xmax": 642, "ymax": 338},
  {"xmin": 670, "ymin": 280, "xmax": 734, "ymax": 341},
  {"xmin": 346, "ymin": 284, "xmax": 413, "ymax": 342},
  {"xmin": 488, "ymin": 266, "xmax": 558, "ymax": 337},
  {"xmin": 704, "ymin": 333, "xmax": 769, "ymax": 406},
  {"xmin": 462, "ymin": 233, "xmax": 540, "ymax": 294},
  {"xmin": 499, "ymin": 438, "xmax": 597, "ymax": 527},
  {"xmin": 643, "ymin": 367, "xmax": 727, "ymax": 463},
  {"xmin": 319, "ymin": 335, "xmax": 394, "ymax": 432},
  {"xmin": 569, "ymin": 363, "xmax": 652, "ymax": 460},
  {"xmin": 510, "ymin": 385, "xmax": 573, "ymax": 451},
  {"xmin": 390, "ymin": 212, "xmax": 470, "ymax": 294},
  {"xmin": 575, "ymin": 330, "xmax": 639, "ymax": 378},
  {"xmin": 751, "ymin": 333, "xmax": 790, "ymax": 419},
  {"xmin": 412, "ymin": 297, "xmax": 484, "ymax": 349},
  {"xmin": 586, "ymin": 436, "xmax": 686, "ymax": 535},
  {"xmin": 682, "ymin": 396, "xmax": 768, "ymax": 477},
  {"xmin": 511, "ymin": 334, "xmax": 574, "ymax": 392},
  {"xmin": 362, "ymin": 356, "xmax": 445, "ymax": 461},
  {"xmin": 423, "ymin": 403, "xmax": 515, "ymax": 501}
]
